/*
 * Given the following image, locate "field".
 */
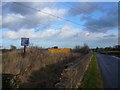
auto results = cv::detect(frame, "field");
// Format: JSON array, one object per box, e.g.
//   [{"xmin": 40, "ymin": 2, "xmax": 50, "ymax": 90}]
[
  {"xmin": 80, "ymin": 53, "xmax": 104, "ymax": 88},
  {"xmin": 100, "ymin": 51, "xmax": 120, "ymax": 58},
  {"xmin": 2, "ymin": 47, "xmax": 82, "ymax": 88}
]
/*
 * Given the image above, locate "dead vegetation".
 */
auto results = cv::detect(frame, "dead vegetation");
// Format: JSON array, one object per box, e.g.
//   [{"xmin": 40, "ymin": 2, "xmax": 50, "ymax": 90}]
[
  {"xmin": 2, "ymin": 46, "xmax": 81, "ymax": 89},
  {"xmin": 55, "ymin": 52, "xmax": 92, "ymax": 88}
]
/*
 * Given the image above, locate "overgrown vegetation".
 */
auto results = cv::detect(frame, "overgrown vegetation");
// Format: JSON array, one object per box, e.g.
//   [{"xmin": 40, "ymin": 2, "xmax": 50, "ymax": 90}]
[
  {"xmin": 100, "ymin": 51, "xmax": 120, "ymax": 58},
  {"xmin": 10, "ymin": 45, "xmax": 17, "ymax": 50},
  {"xmin": 2, "ymin": 46, "xmax": 81, "ymax": 89},
  {"xmin": 80, "ymin": 53, "xmax": 104, "ymax": 88},
  {"xmin": 94, "ymin": 45, "xmax": 120, "ymax": 58},
  {"xmin": 73, "ymin": 44, "xmax": 90, "ymax": 54}
]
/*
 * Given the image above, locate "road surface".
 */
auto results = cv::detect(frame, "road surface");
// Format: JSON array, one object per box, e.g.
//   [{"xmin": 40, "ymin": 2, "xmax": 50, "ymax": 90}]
[
  {"xmin": 96, "ymin": 53, "xmax": 120, "ymax": 88},
  {"xmin": 0, "ymin": 51, "xmax": 2, "ymax": 89}
]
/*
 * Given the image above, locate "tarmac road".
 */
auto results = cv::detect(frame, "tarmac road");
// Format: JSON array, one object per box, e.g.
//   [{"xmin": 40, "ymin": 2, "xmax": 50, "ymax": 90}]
[
  {"xmin": 96, "ymin": 53, "xmax": 120, "ymax": 88},
  {"xmin": 0, "ymin": 52, "xmax": 1, "ymax": 73},
  {"xmin": 0, "ymin": 52, "xmax": 2, "ymax": 89}
]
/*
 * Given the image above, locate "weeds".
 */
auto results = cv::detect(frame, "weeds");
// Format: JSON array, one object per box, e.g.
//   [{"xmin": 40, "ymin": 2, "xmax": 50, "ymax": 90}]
[{"xmin": 2, "ymin": 47, "xmax": 80, "ymax": 88}]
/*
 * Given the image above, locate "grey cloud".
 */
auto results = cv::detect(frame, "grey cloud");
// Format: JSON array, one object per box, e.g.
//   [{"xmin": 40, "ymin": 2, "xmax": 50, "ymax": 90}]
[
  {"xmin": 2, "ymin": 2, "xmax": 65, "ymax": 30},
  {"xmin": 0, "ymin": 3, "xmax": 2, "ymax": 15},
  {"xmin": 2, "ymin": 5, "xmax": 65, "ymax": 31},
  {"xmin": 103, "ymin": 34, "xmax": 116, "ymax": 38},
  {"xmin": 68, "ymin": 2, "xmax": 102, "ymax": 16},
  {"xmin": 84, "ymin": 8, "xmax": 118, "ymax": 33},
  {"xmin": 80, "ymin": 15, "xmax": 91, "ymax": 20},
  {"xmin": 2, "ymin": 2, "xmax": 56, "ymax": 15},
  {"xmin": 68, "ymin": 2, "xmax": 118, "ymax": 33},
  {"xmin": 2, "ymin": 2, "xmax": 34, "ymax": 15},
  {"xmin": 2, "ymin": 14, "xmax": 59, "ymax": 30}
]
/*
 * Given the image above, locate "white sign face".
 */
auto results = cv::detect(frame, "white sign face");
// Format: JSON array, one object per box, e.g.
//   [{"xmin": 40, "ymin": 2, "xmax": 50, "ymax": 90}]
[{"xmin": 21, "ymin": 38, "xmax": 29, "ymax": 46}]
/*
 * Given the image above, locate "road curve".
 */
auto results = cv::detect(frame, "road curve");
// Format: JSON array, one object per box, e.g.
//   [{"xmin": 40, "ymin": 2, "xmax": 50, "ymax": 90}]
[{"xmin": 96, "ymin": 53, "xmax": 120, "ymax": 88}]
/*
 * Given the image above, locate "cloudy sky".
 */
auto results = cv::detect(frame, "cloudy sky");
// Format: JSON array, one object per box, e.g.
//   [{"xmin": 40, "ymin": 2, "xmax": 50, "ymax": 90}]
[{"xmin": 1, "ymin": 2, "xmax": 118, "ymax": 49}]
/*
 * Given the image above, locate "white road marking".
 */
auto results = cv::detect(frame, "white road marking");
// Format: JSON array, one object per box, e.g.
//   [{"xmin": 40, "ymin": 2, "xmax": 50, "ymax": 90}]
[{"xmin": 112, "ymin": 56, "xmax": 120, "ymax": 61}]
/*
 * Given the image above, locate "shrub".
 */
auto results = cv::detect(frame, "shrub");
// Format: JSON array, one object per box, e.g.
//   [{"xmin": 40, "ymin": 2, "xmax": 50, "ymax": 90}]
[
  {"xmin": 3, "ymin": 46, "xmax": 78, "ymax": 88},
  {"xmin": 73, "ymin": 45, "xmax": 81, "ymax": 53},
  {"xmin": 73, "ymin": 44, "xmax": 90, "ymax": 54},
  {"xmin": 80, "ymin": 44, "xmax": 90, "ymax": 54},
  {"xmin": 10, "ymin": 45, "xmax": 17, "ymax": 50}
]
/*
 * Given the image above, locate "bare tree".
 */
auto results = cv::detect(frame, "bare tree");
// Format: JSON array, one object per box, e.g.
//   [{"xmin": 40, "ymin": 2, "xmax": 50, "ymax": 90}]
[
  {"xmin": 73, "ymin": 45, "xmax": 81, "ymax": 53},
  {"xmin": 73, "ymin": 44, "xmax": 90, "ymax": 54},
  {"xmin": 10, "ymin": 45, "xmax": 17, "ymax": 50},
  {"xmin": 80, "ymin": 44, "xmax": 90, "ymax": 54}
]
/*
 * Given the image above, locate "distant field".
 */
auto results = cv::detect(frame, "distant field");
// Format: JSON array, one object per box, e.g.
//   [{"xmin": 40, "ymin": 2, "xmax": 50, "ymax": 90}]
[{"xmin": 100, "ymin": 51, "xmax": 120, "ymax": 58}]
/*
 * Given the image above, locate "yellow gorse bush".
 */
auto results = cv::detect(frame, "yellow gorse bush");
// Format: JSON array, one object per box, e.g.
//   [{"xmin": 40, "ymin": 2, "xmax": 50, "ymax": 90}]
[{"xmin": 48, "ymin": 49, "xmax": 72, "ymax": 53}]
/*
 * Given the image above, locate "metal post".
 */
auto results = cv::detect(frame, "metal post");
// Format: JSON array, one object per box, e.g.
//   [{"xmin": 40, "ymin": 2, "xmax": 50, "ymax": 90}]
[{"xmin": 23, "ymin": 45, "xmax": 26, "ymax": 57}]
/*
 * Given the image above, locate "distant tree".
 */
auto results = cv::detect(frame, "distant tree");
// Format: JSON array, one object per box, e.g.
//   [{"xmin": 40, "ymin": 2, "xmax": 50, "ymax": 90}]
[
  {"xmin": 80, "ymin": 44, "xmax": 90, "ymax": 54},
  {"xmin": 73, "ymin": 45, "xmax": 81, "ymax": 53},
  {"xmin": 10, "ymin": 45, "xmax": 16, "ymax": 50},
  {"xmin": 29, "ymin": 43, "xmax": 34, "ymax": 48},
  {"xmin": 53, "ymin": 46, "xmax": 58, "ymax": 49},
  {"xmin": 96, "ymin": 47, "xmax": 101, "ymax": 52},
  {"xmin": 73, "ymin": 44, "xmax": 90, "ymax": 54},
  {"xmin": 74, "ymin": 45, "xmax": 80, "ymax": 50},
  {"xmin": 114, "ymin": 45, "xmax": 120, "ymax": 50}
]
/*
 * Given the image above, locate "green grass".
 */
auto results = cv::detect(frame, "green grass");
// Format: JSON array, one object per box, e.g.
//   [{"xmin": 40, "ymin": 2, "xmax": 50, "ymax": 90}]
[
  {"xmin": 105, "ymin": 51, "xmax": 119, "ymax": 53},
  {"xmin": 80, "ymin": 53, "xmax": 104, "ymax": 88}
]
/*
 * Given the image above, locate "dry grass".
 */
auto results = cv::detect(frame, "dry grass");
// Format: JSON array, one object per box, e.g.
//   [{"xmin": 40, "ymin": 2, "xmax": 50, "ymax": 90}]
[{"xmin": 2, "ymin": 47, "xmax": 80, "ymax": 88}]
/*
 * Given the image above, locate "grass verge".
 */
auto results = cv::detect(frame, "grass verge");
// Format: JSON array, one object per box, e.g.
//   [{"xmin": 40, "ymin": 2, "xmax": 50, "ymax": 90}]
[{"xmin": 80, "ymin": 53, "xmax": 104, "ymax": 88}]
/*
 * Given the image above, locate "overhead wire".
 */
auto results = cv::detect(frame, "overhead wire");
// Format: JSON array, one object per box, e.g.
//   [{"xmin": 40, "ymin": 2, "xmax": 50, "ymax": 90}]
[
  {"xmin": 3, "ymin": 2, "xmax": 117, "ymax": 48},
  {"xmin": 3, "ymin": 13, "xmax": 62, "ymax": 32},
  {"xmin": 61, "ymin": 2, "xmax": 118, "ymax": 47},
  {"xmin": 13, "ymin": 2, "xmax": 84, "ymax": 27}
]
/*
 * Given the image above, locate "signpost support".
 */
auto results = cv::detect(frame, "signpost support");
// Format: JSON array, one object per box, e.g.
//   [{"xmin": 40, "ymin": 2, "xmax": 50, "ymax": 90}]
[{"xmin": 24, "ymin": 45, "xmax": 26, "ymax": 56}]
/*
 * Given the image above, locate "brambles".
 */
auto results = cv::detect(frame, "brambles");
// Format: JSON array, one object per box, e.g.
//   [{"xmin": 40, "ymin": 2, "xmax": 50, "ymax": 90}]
[
  {"xmin": 2, "ymin": 46, "xmax": 80, "ymax": 88},
  {"xmin": 73, "ymin": 44, "xmax": 90, "ymax": 54}
]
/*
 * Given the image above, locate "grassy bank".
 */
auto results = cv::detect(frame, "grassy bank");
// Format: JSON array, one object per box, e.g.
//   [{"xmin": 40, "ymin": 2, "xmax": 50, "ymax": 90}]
[
  {"xmin": 2, "ymin": 47, "xmax": 81, "ymax": 88},
  {"xmin": 80, "ymin": 53, "xmax": 104, "ymax": 88}
]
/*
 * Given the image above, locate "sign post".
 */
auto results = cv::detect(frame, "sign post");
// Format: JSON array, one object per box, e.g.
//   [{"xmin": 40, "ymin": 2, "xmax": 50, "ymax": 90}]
[
  {"xmin": 24, "ymin": 45, "xmax": 26, "ymax": 54},
  {"xmin": 21, "ymin": 38, "xmax": 29, "ymax": 57}
]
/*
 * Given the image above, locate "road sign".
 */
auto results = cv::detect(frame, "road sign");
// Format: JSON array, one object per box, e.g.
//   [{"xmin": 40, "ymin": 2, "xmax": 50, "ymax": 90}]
[
  {"xmin": 21, "ymin": 38, "xmax": 29, "ymax": 58},
  {"xmin": 21, "ymin": 38, "xmax": 29, "ymax": 46}
]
